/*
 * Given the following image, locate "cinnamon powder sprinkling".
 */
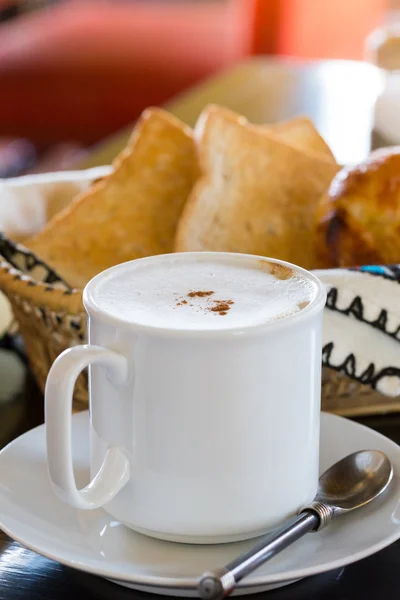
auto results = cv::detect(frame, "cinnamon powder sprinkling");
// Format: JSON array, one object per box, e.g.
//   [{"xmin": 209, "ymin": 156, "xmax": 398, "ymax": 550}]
[
  {"xmin": 298, "ymin": 301, "xmax": 309, "ymax": 310},
  {"xmin": 209, "ymin": 300, "xmax": 234, "ymax": 315},
  {"xmin": 174, "ymin": 290, "xmax": 234, "ymax": 316},
  {"xmin": 258, "ymin": 260, "xmax": 293, "ymax": 280},
  {"xmin": 187, "ymin": 290, "xmax": 214, "ymax": 298},
  {"xmin": 270, "ymin": 263, "xmax": 293, "ymax": 280}
]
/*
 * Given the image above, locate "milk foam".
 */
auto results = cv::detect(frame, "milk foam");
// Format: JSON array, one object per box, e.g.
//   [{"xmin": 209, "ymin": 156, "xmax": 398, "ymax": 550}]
[{"xmin": 88, "ymin": 255, "xmax": 317, "ymax": 330}]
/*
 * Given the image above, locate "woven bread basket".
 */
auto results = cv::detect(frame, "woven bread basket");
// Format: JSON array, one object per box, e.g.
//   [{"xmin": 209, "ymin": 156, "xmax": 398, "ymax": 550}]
[
  {"xmin": 0, "ymin": 232, "xmax": 394, "ymax": 416},
  {"xmin": 0, "ymin": 235, "xmax": 89, "ymax": 411},
  {"xmin": 0, "ymin": 170, "xmax": 396, "ymax": 416}
]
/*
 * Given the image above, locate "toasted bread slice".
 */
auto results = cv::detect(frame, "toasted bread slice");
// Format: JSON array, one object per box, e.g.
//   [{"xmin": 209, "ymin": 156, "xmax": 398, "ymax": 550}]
[
  {"xmin": 175, "ymin": 106, "xmax": 339, "ymax": 269},
  {"xmin": 195, "ymin": 105, "xmax": 336, "ymax": 162},
  {"xmin": 270, "ymin": 116, "xmax": 335, "ymax": 161},
  {"xmin": 26, "ymin": 108, "xmax": 199, "ymax": 289}
]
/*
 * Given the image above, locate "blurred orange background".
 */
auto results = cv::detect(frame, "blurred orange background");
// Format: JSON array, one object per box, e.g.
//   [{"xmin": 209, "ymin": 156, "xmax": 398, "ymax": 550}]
[{"xmin": 0, "ymin": 0, "xmax": 389, "ymax": 171}]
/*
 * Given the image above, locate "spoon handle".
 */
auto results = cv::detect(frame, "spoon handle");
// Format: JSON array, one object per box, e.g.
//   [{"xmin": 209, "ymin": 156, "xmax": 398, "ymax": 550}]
[{"xmin": 198, "ymin": 511, "xmax": 318, "ymax": 600}]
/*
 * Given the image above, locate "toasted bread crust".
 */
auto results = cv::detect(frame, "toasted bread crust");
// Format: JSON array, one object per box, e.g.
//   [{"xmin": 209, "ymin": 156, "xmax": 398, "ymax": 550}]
[
  {"xmin": 26, "ymin": 108, "xmax": 199, "ymax": 289},
  {"xmin": 175, "ymin": 106, "xmax": 339, "ymax": 269}
]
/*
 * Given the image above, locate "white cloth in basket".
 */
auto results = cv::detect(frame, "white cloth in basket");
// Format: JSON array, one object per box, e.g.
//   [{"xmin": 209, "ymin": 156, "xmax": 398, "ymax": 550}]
[
  {"xmin": 0, "ymin": 167, "xmax": 111, "ymax": 240},
  {"xmin": 315, "ymin": 266, "xmax": 400, "ymax": 397}
]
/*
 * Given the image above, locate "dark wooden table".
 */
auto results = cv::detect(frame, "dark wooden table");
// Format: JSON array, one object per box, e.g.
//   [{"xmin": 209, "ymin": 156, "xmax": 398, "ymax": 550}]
[{"xmin": 2, "ymin": 58, "xmax": 400, "ymax": 599}]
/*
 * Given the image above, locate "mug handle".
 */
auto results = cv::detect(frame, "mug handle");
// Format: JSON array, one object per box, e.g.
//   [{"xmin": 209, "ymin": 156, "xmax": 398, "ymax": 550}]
[{"xmin": 45, "ymin": 345, "xmax": 130, "ymax": 510}]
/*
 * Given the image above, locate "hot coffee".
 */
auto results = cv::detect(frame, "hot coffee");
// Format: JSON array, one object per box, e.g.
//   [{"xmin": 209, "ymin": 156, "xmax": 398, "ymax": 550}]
[
  {"xmin": 46, "ymin": 252, "xmax": 326, "ymax": 543},
  {"xmin": 87, "ymin": 253, "xmax": 317, "ymax": 330}
]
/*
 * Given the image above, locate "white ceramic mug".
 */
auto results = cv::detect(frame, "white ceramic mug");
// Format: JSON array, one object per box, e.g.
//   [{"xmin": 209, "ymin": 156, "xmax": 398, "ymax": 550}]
[{"xmin": 45, "ymin": 252, "xmax": 326, "ymax": 544}]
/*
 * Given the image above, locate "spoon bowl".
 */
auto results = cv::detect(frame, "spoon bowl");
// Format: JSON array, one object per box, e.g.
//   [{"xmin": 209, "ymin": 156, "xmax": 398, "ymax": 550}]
[
  {"xmin": 314, "ymin": 450, "xmax": 393, "ymax": 515},
  {"xmin": 199, "ymin": 450, "xmax": 394, "ymax": 600}
]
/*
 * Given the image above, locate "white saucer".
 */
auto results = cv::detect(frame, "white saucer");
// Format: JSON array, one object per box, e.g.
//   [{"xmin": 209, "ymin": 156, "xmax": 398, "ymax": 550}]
[{"xmin": 1, "ymin": 412, "xmax": 400, "ymax": 596}]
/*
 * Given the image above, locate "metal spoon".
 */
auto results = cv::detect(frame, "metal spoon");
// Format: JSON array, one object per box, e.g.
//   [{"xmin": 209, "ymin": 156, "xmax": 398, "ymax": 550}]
[{"xmin": 199, "ymin": 450, "xmax": 393, "ymax": 600}]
